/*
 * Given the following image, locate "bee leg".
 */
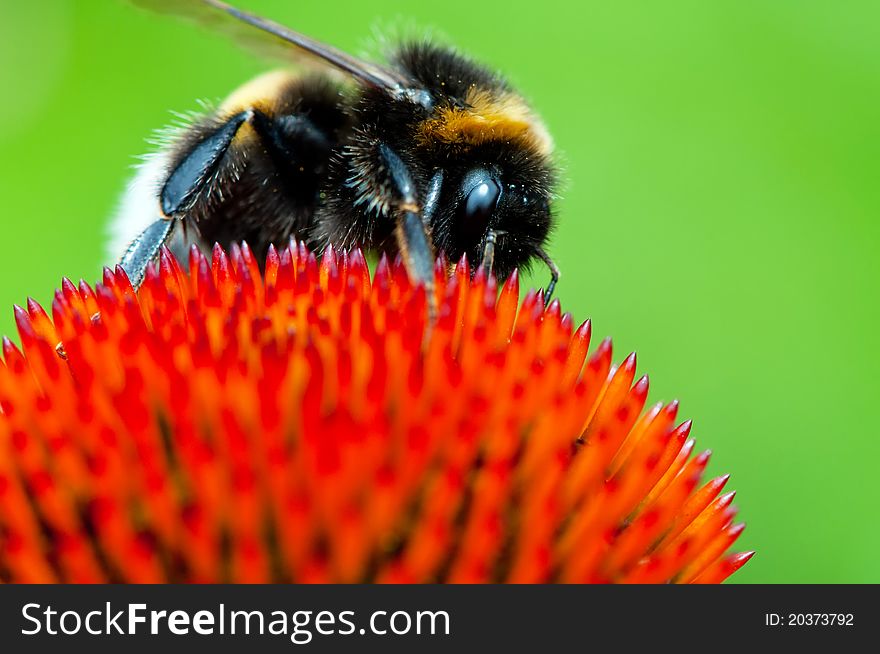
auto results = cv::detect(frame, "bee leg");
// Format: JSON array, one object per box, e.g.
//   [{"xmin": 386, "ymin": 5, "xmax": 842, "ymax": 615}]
[
  {"xmin": 119, "ymin": 218, "xmax": 177, "ymax": 290},
  {"xmin": 160, "ymin": 112, "xmax": 251, "ymax": 217},
  {"xmin": 421, "ymin": 170, "xmax": 445, "ymax": 225},
  {"xmin": 535, "ymin": 246, "xmax": 560, "ymax": 307},
  {"xmin": 160, "ymin": 107, "xmax": 332, "ymax": 220},
  {"xmin": 378, "ymin": 144, "xmax": 437, "ymax": 317}
]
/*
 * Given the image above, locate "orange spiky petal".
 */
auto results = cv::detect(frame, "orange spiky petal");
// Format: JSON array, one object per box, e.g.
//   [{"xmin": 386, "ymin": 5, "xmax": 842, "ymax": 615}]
[{"xmin": 0, "ymin": 243, "xmax": 750, "ymax": 583}]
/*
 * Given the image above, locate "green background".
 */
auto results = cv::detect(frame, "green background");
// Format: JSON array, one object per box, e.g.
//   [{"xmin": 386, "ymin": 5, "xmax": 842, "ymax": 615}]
[{"xmin": 1, "ymin": 0, "xmax": 877, "ymax": 583}]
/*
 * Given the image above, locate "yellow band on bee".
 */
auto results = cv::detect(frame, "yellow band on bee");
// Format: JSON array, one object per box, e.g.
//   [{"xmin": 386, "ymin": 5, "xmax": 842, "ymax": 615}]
[
  {"xmin": 415, "ymin": 88, "xmax": 553, "ymax": 156},
  {"xmin": 219, "ymin": 70, "xmax": 300, "ymax": 116}
]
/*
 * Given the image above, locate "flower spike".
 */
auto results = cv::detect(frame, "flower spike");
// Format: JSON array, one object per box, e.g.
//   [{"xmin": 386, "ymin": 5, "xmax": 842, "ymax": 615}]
[{"xmin": 0, "ymin": 243, "xmax": 750, "ymax": 583}]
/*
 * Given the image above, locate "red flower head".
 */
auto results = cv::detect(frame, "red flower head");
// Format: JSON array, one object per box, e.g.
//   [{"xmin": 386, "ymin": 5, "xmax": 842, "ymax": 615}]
[{"xmin": 0, "ymin": 242, "xmax": 751, "ymax": 583}]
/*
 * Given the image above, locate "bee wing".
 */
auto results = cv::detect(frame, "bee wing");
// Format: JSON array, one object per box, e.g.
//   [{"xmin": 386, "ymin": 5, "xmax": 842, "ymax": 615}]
[{"xmin": 131, "ymin": 0, "xmax": 414, "ymax": 93}]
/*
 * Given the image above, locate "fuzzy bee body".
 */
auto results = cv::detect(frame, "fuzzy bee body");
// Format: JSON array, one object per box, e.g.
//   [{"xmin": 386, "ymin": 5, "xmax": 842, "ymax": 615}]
[{"xmin": 116, "ymin": 0, "xmax": 560, "ymax": 302}]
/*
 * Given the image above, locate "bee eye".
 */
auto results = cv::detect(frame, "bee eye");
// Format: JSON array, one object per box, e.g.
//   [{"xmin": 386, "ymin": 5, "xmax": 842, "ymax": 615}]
[
  {"xmin": 464, "ymin": 180, "xmax": 501, "ymax": 220},
  {"xmin": 459, "ymin": 169, "xmax": 502, "ymax": 236}
]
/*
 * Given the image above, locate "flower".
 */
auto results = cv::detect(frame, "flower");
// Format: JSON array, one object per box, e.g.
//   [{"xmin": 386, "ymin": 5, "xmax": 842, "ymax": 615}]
[{"xmin": 0, "ymin": 242, "xmax": 752, "ymax": 583}]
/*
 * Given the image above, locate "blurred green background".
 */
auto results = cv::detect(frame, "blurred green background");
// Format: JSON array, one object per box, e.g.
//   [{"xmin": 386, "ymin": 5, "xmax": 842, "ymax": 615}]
[{"xmin": 1, "ymin": 0, "xmax": 878, "ymax": 583}]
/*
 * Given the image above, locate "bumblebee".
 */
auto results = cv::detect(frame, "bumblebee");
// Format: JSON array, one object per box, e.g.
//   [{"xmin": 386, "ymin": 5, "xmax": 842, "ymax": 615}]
[{"xmin": 114, "ymin": 0, "xmax": 560, "ymax": 305}]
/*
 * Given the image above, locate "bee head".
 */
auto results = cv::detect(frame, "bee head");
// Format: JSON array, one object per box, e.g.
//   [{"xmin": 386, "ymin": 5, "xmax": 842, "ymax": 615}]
[{"xmin": 429, "ymin": 156, "xmax": 555, "ymax": 281}]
